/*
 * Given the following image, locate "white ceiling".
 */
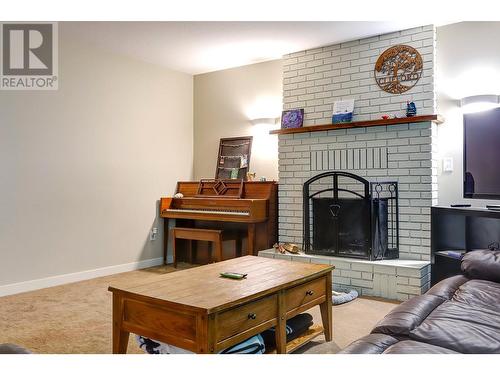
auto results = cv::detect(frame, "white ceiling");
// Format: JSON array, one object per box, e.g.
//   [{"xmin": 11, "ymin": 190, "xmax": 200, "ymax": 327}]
[{"xmin": 63, "ymin": 21, "xmax": 435, "ymax": 75}]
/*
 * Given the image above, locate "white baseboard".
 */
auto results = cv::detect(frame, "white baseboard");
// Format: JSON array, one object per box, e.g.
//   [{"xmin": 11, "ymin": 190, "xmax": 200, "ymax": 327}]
[{"xmin": 0, "ymin": 255, "xmax": 172, "ymax": 297}]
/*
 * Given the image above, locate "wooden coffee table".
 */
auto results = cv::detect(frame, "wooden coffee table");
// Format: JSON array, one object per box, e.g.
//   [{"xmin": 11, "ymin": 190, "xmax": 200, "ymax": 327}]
[{"xmin": 109, "ymin": 255, "xmax": 334, "ymax": 354}]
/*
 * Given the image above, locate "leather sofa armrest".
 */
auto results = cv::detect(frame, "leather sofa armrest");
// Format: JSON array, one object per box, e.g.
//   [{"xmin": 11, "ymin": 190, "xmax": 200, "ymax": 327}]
[
  {"xmin": 426, "ymin": 275, "xmax": 469, "ymax": 299},
  {"xmin": 371, "ymin": 294, "xmax": 446, "ymax": 336},
  {"xmin": 461, "ymin": 250, "xmax": 500, "ymax": 283},
  {"xmin": 371, "ymin": 275, "xmax": 468, "ymax": 337}
]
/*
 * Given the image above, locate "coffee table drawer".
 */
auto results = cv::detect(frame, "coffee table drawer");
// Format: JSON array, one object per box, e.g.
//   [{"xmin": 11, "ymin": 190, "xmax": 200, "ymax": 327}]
[
  {"xmin": 285, "ymin": 277, "xmax": 326, "ymax": 313},
  {"xmin": 216, "ymin": 294, "xmax": 278, "ymax": 342}
]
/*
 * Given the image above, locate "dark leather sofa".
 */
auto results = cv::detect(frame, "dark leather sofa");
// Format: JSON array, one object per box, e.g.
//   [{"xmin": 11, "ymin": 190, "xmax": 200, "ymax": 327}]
[{"xmin": 340, "ymin": 249, "xmax": 500, "ymax": 354}]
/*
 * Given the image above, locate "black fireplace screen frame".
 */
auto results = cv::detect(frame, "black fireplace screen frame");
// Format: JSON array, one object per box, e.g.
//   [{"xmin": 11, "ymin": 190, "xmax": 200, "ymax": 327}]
[{"xmin": 302, "ymin": 171, "xmax": 399, "ymax": 260}]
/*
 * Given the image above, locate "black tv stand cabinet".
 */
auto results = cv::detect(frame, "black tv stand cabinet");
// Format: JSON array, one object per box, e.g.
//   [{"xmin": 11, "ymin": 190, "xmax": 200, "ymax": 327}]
[{"xmin": 431, "ymin": 206, "xmax": 500, "ymax": 285}]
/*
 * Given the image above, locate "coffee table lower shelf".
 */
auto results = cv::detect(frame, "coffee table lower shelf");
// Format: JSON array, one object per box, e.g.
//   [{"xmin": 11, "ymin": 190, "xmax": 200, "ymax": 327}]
[{"xmin": 265, "ymin": 325, "xmax": 324, "ymax": 354}]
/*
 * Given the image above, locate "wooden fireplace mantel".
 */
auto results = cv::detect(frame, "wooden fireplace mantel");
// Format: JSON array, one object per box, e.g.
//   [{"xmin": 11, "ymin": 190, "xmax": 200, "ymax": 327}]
[{"xmin": 270, "ymin": 114, "xmax": 444, "ymax": 135}]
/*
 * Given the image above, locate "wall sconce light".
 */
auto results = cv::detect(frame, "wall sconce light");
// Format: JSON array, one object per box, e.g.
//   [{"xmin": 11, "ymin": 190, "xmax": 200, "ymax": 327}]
[
  {"xmin": 249, "ymin": 117, "xmax": 280, "ymax": 163},
  {"xmin": 249, "ymin": 117, "xmax": 280, "ymax": 126},
  {"xmin": 460, "ymin": 94, "xmax": 500, "ymax": 113}
]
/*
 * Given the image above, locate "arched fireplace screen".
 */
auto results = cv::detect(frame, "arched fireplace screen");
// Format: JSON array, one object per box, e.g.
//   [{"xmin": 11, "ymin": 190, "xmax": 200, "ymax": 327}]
[{"xmin": 302, "ymin": 171, "xmax": 399, "ymax": 260}]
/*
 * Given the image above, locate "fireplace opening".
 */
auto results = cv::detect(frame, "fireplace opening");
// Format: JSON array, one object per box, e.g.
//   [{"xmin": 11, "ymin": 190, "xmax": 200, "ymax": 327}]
[{"xmin": 303, "ymin": 171, "xmax": 399, "ymax": 260}]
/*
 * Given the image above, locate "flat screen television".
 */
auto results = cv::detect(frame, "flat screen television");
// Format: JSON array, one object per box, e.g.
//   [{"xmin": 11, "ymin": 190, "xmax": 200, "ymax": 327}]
[{"xmin": 464, "ymin": 107, "xmax": 500, "ymax": 199}]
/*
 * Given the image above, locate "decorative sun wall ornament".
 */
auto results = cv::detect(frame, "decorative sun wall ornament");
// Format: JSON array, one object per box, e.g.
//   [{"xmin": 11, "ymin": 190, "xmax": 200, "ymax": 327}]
[{"xmin": 374, "ymin": 45, "xmax": 423, "ymax": 94}]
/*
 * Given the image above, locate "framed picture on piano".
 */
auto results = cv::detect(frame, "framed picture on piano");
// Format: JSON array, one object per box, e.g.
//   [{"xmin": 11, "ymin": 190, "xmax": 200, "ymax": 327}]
[{"xmin": 215, "ymin": 136, "xmax": 253, "ymax": 181}]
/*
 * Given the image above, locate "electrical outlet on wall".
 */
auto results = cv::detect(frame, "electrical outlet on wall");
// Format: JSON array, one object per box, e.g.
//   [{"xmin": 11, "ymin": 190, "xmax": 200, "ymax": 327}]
[{"xmin": 150, "ymin": 227, "xmax": 158, "ymax": 241}]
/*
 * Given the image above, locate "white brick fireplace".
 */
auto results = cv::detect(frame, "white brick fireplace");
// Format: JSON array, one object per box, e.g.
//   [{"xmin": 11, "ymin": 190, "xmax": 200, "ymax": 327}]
[
  {"xmin": 277, "ymin": 120, "xmax": 439, "ymax": 262},
  {"xmin": 259, "ymin": 25, "xmax": 440, "ymax": 301}
]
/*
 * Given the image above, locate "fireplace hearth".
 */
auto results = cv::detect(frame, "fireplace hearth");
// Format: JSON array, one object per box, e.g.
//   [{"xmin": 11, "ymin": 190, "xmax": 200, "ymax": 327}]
[{"xmin": 303, "ymin": 171, "xmax": 399, "ymax": 260}]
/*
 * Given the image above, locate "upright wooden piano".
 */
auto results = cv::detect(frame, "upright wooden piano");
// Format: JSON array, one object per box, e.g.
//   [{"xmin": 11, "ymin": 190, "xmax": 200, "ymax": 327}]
[{"xmin": 160, "ymin": 179, "xmax": 278, "ymax": 264}]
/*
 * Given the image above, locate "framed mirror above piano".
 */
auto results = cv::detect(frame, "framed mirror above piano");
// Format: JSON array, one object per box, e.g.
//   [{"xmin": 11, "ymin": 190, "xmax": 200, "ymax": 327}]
[{"xmin": 215, "ymin": 136, "xmax": 253, "ymax": 180}]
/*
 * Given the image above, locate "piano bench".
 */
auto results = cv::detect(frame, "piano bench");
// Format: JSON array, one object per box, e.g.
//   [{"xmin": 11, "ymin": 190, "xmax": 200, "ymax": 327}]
[{"xmin": 172, "ymin": 228, "xmax": 228, "ymax": 268}]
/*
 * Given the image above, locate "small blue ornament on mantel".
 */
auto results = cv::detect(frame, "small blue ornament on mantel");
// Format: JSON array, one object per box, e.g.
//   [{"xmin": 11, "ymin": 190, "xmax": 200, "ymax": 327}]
[{"xmin": 406, "ymin": 101, "xmax": 417, "ymax": 117}]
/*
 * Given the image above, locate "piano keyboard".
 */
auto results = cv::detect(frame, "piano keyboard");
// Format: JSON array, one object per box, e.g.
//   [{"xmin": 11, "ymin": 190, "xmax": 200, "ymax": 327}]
[{"xmin": 166, "ymin": 208, "xmax": 250, "ymax": 216}]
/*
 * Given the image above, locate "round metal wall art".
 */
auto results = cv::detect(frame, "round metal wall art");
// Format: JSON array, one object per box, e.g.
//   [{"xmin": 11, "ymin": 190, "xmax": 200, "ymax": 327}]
[{"xmin": 374, "ymin": 45, "xmax": 423, "ymax": 94}]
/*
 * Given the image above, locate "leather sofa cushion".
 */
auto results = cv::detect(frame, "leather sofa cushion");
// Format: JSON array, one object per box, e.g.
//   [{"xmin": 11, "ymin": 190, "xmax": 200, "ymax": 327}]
[
  {"xmin": 410, "ymin": 279, "xmax": 500, "ymax": 353},
  {"xmin": 452, "ymin": 279, "xmax": 500, "ymax": 312},
  {"xmin": 338, "ymin": 334, "xmax": 399, "ymax": 354},
  {"xmin": 462, "ymin": 250, "xmax": 500, "ymax": 283},
  {"xmin": 382, "ymin": 340, "xmax": 458, "ymax": 354}
]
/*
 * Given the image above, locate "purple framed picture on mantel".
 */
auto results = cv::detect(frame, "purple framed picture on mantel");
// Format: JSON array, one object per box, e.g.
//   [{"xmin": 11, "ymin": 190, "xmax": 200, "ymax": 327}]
[{"xmin": 281, "ymin": 109, "xmax": 304, "ymax": 129}]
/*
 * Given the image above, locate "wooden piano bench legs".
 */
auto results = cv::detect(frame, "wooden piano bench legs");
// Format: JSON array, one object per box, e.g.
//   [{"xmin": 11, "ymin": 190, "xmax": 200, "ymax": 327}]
[{"xmin": 171, "ymin": 228, "xmax": 224, "ymax": 268}]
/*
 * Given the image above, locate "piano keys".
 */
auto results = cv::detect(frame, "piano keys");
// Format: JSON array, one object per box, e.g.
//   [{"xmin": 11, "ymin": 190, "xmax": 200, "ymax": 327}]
[
  {"xmin": 162, "ymin": 197, "xmax": 267, "ymax": 222},
  {"xmin": 160, "ymin": 180, "xmax": 278, "ymax": 264},
  {"xmin": 165, "ymin": 208, "xmax": 251, "ymax": 217}
]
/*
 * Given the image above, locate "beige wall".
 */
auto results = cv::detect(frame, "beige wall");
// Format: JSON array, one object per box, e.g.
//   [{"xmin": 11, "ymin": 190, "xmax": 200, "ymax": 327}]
[
  {"xmin": 193, "ymin": 60, "xmax": 282, "ymax": 181},
  {"xmin": 0, "ymin": 23, "xmax": 193, "ymax": 287},
  {"xmin": 436, "ymin": 22, "xmax": 500, "ymax": 205}
]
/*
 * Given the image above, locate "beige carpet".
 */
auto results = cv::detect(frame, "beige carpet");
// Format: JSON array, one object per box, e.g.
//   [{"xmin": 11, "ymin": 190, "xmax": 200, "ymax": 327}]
[{"xmin": 0, "ymin": 264, "xmax": 398, "ymax": 354}]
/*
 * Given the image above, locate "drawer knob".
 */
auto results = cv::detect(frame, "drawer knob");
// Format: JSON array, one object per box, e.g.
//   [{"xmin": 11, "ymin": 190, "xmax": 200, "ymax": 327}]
[
  {"xmin": 248, "ymin": 313, "xmax": 257, "ymax": 320},
  {"xmin": 306, "ymin": 290, "xmax": 314, "ymax": 296}
]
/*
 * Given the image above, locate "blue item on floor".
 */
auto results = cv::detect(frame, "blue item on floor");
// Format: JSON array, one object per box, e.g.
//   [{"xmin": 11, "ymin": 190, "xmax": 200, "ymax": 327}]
[{"xmin": 219, "ymin": 334, "xmax": 265, "ymax": 354}]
